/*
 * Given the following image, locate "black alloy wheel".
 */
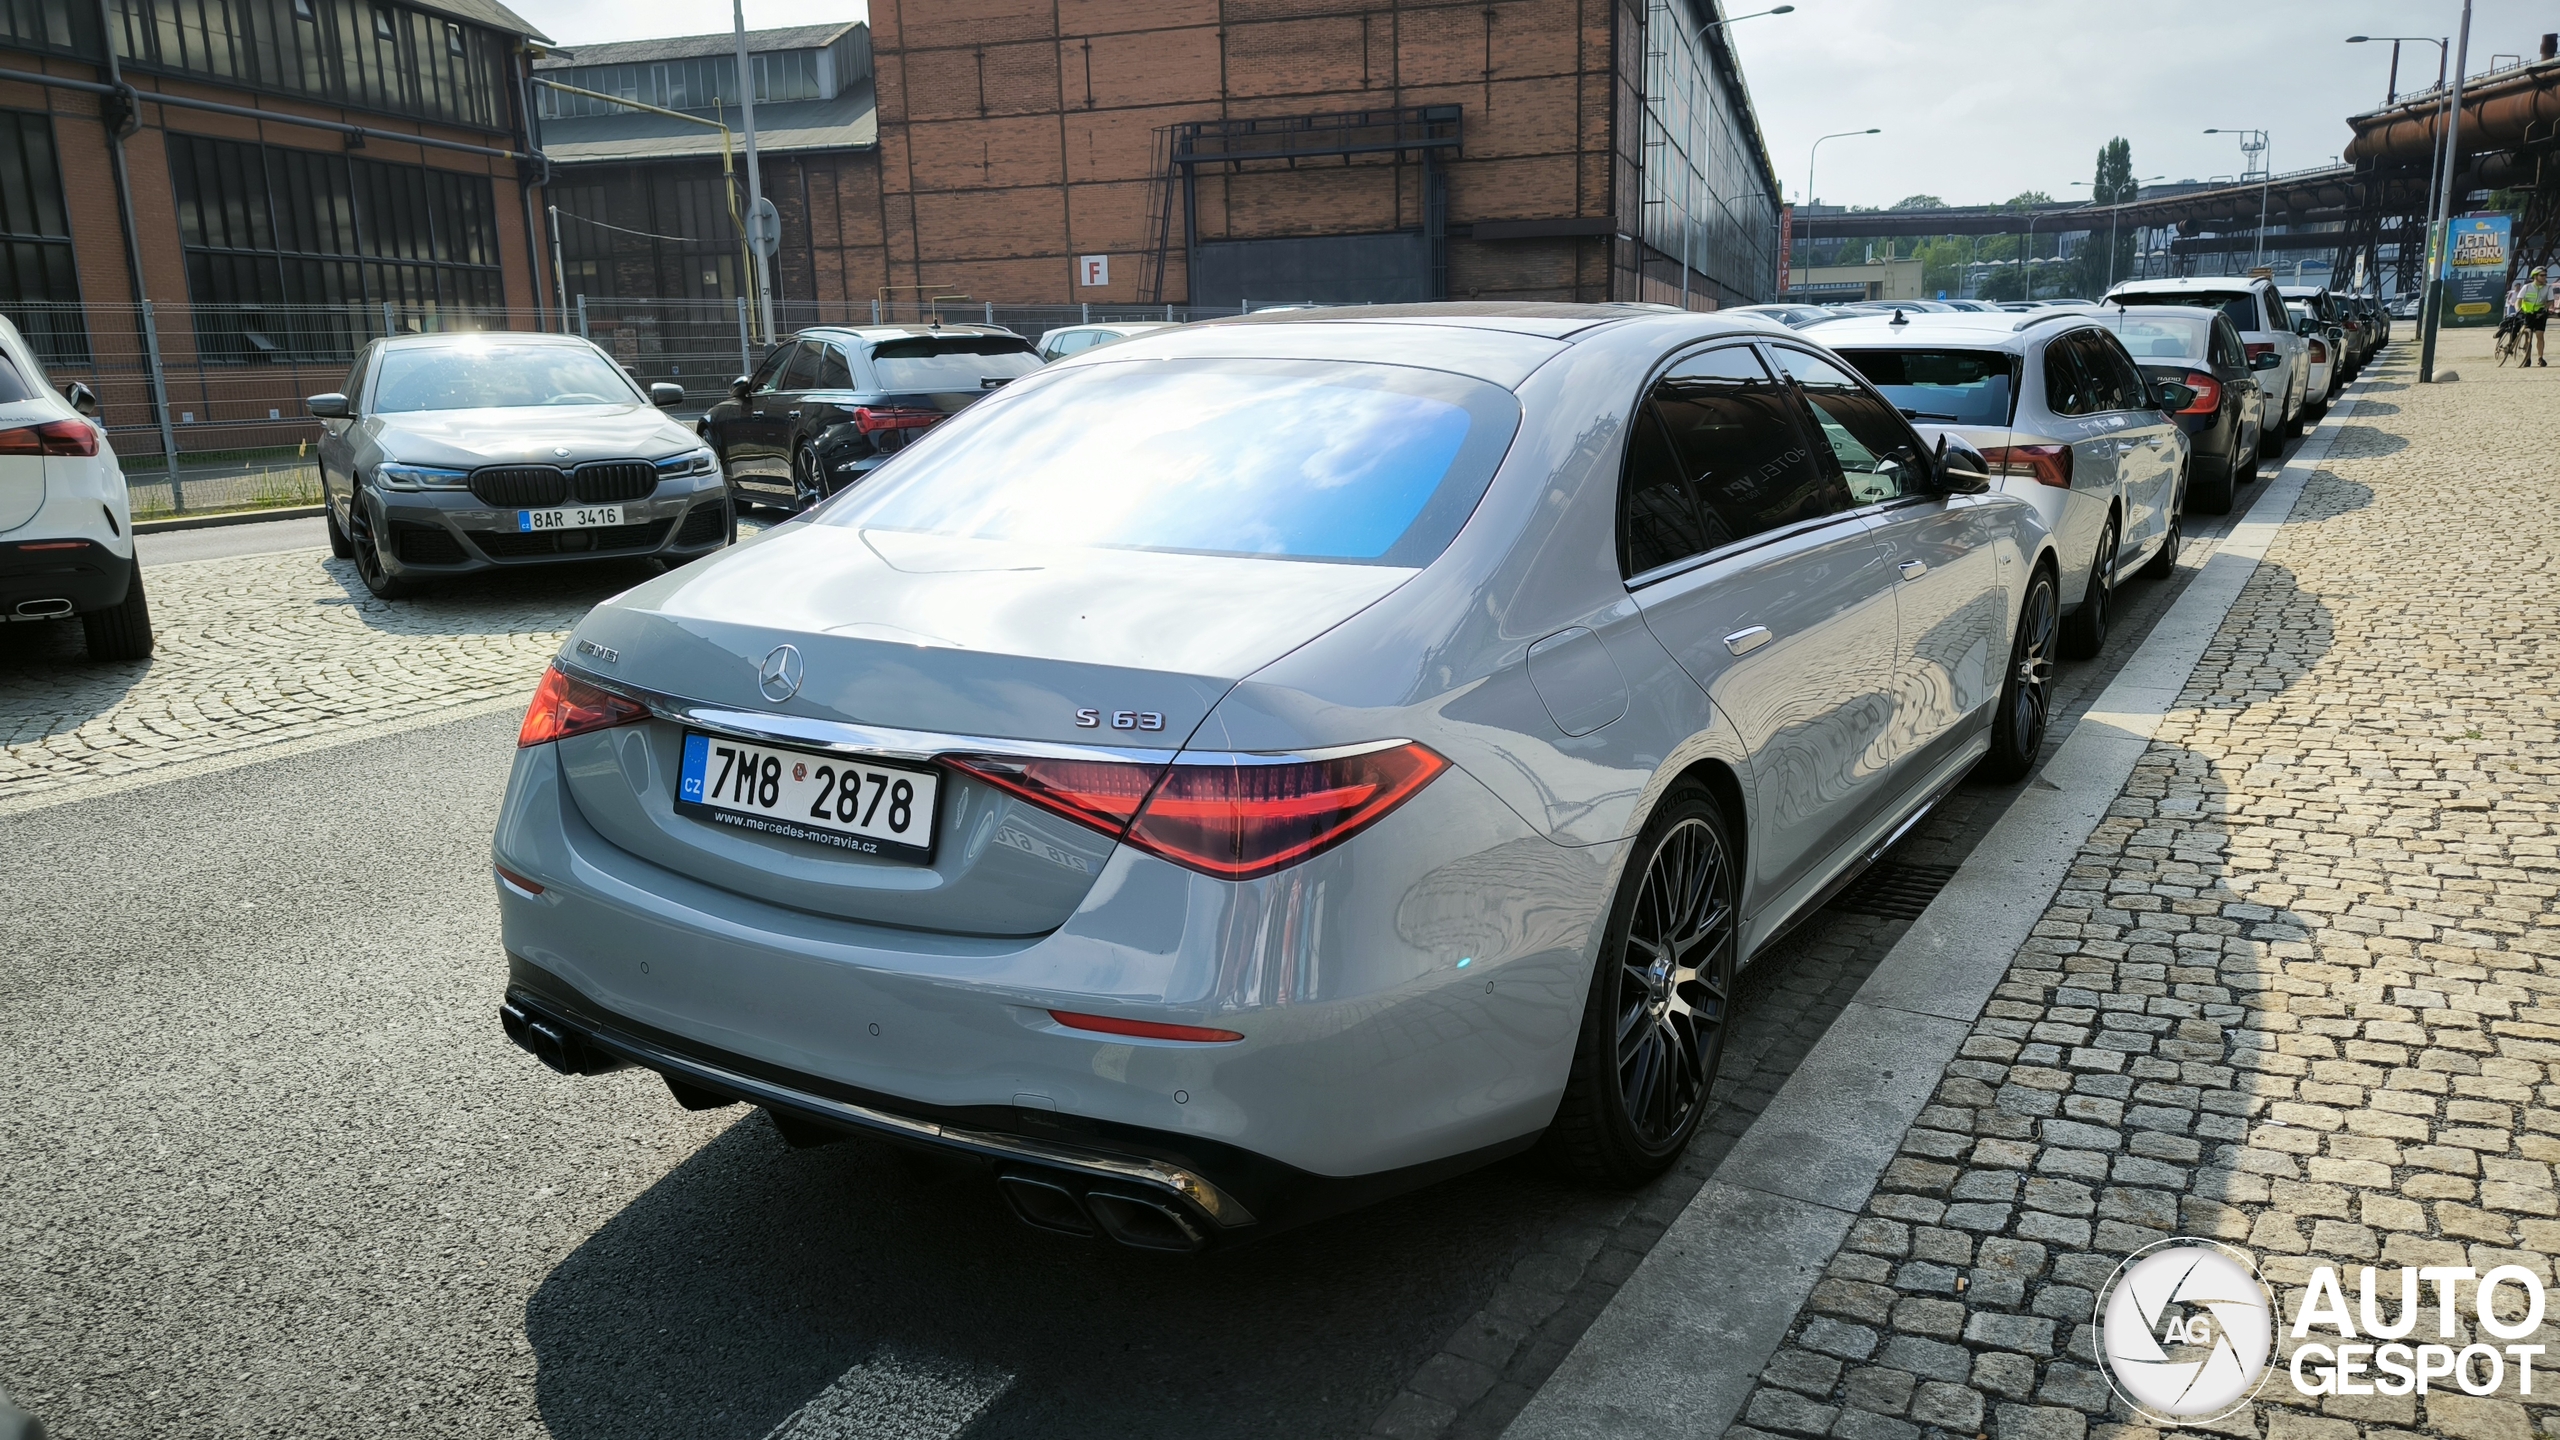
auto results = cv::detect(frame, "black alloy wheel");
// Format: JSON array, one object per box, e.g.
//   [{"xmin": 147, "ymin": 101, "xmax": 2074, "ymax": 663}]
[
  {"xmin": 2258, "ymin": 416, "xmax": 2285, "ymax": 460},
  {"xmin": 2194, "ymin": 449, "xmax": 2237, "ymax": 515},
  {"xmin": 349, "ymin": 493, "xmax": 419, "ymax": 600},
  {"xmin": 791, "ymin": 445, "xmax": 824, "ymax": 512},
  {"xmin": 1978, "ymin": 562, "xmax": 2058, "ymax": 783},
  {"xmin": 2059, "ymin": 514, "xmax": 2116, "ymax": 660},
  {"xmin": 1547, "ymin": 783, "xmax": 1739, "ymax": 1186}
]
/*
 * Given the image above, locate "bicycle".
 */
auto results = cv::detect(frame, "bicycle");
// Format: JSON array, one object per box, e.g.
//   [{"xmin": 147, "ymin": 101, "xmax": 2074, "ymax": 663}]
[{"xmin": 2498, "ymin": 314, "xmax": 2528, "ymax": 366}]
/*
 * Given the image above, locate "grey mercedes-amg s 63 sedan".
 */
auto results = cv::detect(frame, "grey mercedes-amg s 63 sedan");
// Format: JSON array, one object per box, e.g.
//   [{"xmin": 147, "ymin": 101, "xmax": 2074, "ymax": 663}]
[
  {"xmin": 311, "ymin": 333, "xmax": 731, "ymax": 599},
  {"xmin": 493, "ymin": 303, "xmax": 2063, "ymax": 1250}
]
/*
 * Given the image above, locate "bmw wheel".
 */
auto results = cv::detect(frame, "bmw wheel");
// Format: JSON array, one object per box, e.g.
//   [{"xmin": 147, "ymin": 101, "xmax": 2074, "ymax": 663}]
[
  {"xmin": 1978, "ymin": 562, "xmax": 2057, "ymax": 783},
  {"xmin": 1548, "ymin": 782, "xmax": 1738, "ymax": 1186},
  {"xmin": 2059, "ymin": 514, "xmax": 2116, "ymax": 660},
  {"xmin": 349, "ymin": 494, "xmax": 420, "ymax": 600}
]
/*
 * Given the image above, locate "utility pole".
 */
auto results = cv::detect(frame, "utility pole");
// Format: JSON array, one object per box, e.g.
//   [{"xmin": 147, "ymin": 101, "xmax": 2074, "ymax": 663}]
[
  {"xmin": 2421, "ymin": 0, "xmax": 2473, "ymax": 384},
  {"xmin": 733, "ymin": 0, "xmax": 775, "ymax": 346}
]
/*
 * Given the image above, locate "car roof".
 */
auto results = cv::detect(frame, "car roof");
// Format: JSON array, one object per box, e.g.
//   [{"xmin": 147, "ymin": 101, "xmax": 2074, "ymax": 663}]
[
  {"xmin": 1192, "ymin": 300, "xmax": 1720, "ymax": 340},
  {"xmin": 795, "ymin": 323, "xmax": 1028, "ymax": 345},
  {"xmin": 2089, "ymin": 303, "xmax": 2227, "ymax": 321},
  {"xmin": 2110, "ymin": 277, "xmax": 2266, "ymax": 293},
  {"xmin": 2276, "ymin": 284, "xmax": 2330, "ymax": 297},
  {"xmin": 373, "ymin": 331, "xmax": 593, "ymax": 349},
  {"xmin": 1801, "ymin": 311, "xmax": 2075, "ymax": 349}
]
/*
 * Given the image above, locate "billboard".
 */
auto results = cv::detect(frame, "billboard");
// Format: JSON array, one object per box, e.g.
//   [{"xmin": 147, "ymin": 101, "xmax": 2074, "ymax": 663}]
[
  {"xmin": 1778, "ymin": 205, "xmax": 1793, "ymax": 296},
  {"xmin": 2446, "ymin": 213, "xmax": 2513, "ymax": 326}
]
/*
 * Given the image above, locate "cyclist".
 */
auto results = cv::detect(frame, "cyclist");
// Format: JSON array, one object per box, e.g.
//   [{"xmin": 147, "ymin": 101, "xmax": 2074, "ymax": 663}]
[{"xmin": 2518, "ymin": 267, "xmax": 2553, "ymax": 366}]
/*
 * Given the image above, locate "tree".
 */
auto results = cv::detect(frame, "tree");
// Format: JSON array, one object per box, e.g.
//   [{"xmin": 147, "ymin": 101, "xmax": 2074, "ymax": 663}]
[
  {"xmin": 1894, "ymin": 194, "xmax": 1948, "ymax": 210},
  {"xmin": 2073, "ymin": 138, "xmax": 2138, "ymax": 298}
]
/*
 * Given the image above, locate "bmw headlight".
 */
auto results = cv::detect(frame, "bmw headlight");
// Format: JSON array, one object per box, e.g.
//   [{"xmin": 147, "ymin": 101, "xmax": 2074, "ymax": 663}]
[
  {"xmin": 655, "ymin": 447, "xmax": 719, "ymax": 479},
  {"xmin": 375, "ymin": 463, "xmax": 469, "ymax": 490}
]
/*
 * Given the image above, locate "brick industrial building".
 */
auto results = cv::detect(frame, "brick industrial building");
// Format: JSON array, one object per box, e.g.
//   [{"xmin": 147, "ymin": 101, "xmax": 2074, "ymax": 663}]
[{"xmin": 544, "ymin": 0, "xmax": 1783, "ymax": 316}]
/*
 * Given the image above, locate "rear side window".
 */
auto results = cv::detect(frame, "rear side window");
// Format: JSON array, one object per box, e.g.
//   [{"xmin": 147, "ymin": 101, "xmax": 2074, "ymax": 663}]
[
  {"xmin": 837, "ymin": 358, "xmax": 1519, "ymax": 567},
  {"xmin": 869, "ymin": 337, "xmax": 1042, "ymax": 392},
  {"xmin": 1619, "ymin": 405, "xmax": 1707, "ymax": 575},
  {"xmin": 813, "ymin": 345, "xmax": 854, "ymax": 390},
  {"xmin": 0, "ymin": 347, "xmax": 30, "ymax": 404},
  {"xmin": 1771, "ymin": 348, "xmax": 1929, "ymax": 505},
  {"xmin": 1832, "ymin": 347, "xmax": 2019, "ymax": 425},
  {"xmin": 2115, "ymin": 291, "xmax": 2259, "ymax": 335},
  {"xmin": 1649, "ymin": 345, "xmax": 1845, "ymax": 551}
]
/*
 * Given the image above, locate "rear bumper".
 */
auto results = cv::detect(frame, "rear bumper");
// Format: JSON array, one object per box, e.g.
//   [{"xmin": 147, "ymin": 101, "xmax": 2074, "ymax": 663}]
[
  {"xmin": 0, "ymin": 538, "xmax": 131, "ymax": 617},
  {"xmin": 500, "ymin": 959, "xmax": 1536, "ymax": 1248}
]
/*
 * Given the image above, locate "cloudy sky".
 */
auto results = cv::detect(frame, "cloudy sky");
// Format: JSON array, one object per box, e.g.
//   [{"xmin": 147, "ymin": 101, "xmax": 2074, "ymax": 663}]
[{"xmin": 515, "ymin": 0, "xmax": 2535, "ymax": 209}]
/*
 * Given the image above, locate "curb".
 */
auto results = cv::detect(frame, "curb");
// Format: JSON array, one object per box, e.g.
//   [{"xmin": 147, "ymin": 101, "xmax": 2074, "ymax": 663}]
[
  {"xmin": 1502, "ymin": 377, "xmax": 2377, "ymax": 1440},
  {"xmin": 131, "ymin": 505, "xmax": 324, "ymax": 534}
]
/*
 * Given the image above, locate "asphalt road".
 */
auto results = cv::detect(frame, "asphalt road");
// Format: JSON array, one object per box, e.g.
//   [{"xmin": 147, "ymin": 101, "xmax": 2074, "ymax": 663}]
[{"xmin": 0, "ymin": 424, "xmax": 2323, "ymax": 1440}]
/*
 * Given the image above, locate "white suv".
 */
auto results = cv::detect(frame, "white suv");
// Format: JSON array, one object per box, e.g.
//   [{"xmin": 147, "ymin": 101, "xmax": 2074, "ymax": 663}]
[
  {"xmin": 2104, "ymin": 275, "xmax": 2308, "ymax": 453},
  {"xmin": 0, "ymin": 315, "xmax": 150, "ymax": 659}
]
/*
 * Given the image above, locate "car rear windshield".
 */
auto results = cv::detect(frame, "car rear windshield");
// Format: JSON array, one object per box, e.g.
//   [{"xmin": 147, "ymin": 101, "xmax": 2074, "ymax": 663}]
[
  {"xmin": 371, "ymin": 343, "xmax": 639, "ymax": 412},
  {"xmin": 2088, "ymin": 314, "xmax": 2210, "ymax": 361},
  {"xmin": 1832, "ymin": 348, "xmax": 2020, "ymax": 426},
  {"xmin": 2113, "ymin": 291, "xmax": 2258, "ymax": 335},
  {"xmin": 834, "ymin": 357, "xmax": 1522, "ymax": 566},
  {"xmin": 869, "ymin": 337, "xmax": 1043, "ymax": 392}
]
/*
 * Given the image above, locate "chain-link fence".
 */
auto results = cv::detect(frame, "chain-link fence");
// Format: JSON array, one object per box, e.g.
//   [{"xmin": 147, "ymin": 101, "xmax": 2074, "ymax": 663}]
[{"xmin": 5, "ymin": 295, "xmax": 1318, "ymax": 516}]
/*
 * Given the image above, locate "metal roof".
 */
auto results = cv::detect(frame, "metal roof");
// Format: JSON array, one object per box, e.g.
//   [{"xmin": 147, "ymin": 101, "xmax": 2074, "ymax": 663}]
[
  {"xmin": 540, "ymin": 79, "xmax": 876, "ymax": 164},
  {"xmin": 414, "ymin": 0, "xmax": 546, "ymax": 42},
  {"xmin": 536, "ymin": 21, "xmax": 860, "ymax": 67}
]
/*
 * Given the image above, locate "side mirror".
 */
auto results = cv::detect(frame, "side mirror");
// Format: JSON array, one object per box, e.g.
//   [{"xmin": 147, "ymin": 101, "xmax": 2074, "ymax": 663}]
[
  {"xmin": 1931, "ymin": 434, "xmax": 1993, "ymax": 494},
  {"xmin": 729, "ymin": 376, "xmax": 752, "ymax": 401},
  {"xmin": 2152, "ymin": 381, "xmax": 2198, "ymax": 412},
  {"xmin": 307, "ymin": 392, "xmax": 349, "ymax": 419},
  {"xmin": 649, "ymin": 382, "xmax": 685, "ymax": 409},
  {"xmin": 64, "ymin": 380, "xmax": 97, "ymax": 416},
  {"xmin": 2251, "ymin": 351, "xmax": 2283, "ymax": 371}
]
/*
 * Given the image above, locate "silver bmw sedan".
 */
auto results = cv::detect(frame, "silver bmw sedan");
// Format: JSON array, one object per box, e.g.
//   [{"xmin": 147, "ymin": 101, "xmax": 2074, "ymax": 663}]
[
  {"xmin": 311, "ymin": 333, "xmax": 731, "ymax": 599},
  {"xmin": 492, "ymin": 303, "xmax": 2062, "ymax": 1250}
]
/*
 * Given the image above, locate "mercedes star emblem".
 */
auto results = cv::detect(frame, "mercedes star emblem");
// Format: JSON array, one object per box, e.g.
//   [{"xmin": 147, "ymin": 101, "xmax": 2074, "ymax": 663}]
[{"xmin": 758, "ymin": 644, "xmax": 804, "ymax": 703}]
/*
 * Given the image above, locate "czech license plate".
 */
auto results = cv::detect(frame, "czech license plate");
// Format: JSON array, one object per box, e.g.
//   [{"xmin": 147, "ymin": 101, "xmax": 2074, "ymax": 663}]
[
  {"xmin": 518, "ymin": 504, "xmax": 623, "ymax": 532},
  {"xmin": 676, "ymin": 732, "xmax": 939, "ymax": 860}
]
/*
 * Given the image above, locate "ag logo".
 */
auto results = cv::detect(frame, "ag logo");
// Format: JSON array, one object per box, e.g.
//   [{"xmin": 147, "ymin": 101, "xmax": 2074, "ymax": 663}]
[{"xmin": 2095, "ymin": 1239, "xmax": 2275, "ymax": 1422}]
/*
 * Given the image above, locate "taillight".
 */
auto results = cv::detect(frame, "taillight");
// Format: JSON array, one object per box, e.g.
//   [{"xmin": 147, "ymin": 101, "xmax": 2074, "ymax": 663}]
[
  {"xmin": 2178, "ymin": 370, "xmax": 2221, "ymax": 416},
  {"xmin": 1979, "ymin": 444, "xmax": 2073, "ymax": 488},
  {"xmin": 0, "ymin": 419, "xmax": 100, "ymax": 456},
  {"xmin": 2308, "ymin": 339, "xmax": 2328, "ymax": 364},
  {"xmin": 852, "ymin": 406, "xmax": 942, "ymax": 435},
  {"xmin": 517, "ymin": 663, "xmax": 650, "ymax": 747},
  {"xmin": 948, "ymin": 741, "xmax": 1449, "ymax": 881},
  {"xmin": 1048, "ymin": 1010, "xmax": 1243, "ymax": 1044}
]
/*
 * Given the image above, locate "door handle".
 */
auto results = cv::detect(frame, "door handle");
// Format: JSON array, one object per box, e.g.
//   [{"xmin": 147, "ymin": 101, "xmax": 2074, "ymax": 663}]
[
  {"xmin": 1898, "ymin": 560, "xmax": 1927, "ymax": 580},
  {"xmin": 2115, "ymin": 439, "xmax": 2139, "ymax": 453},
  {"xmin": 1724, "ymin": 626, "xmax": 1773, "ymax": 656},
  {"xmin": 2146, "ymin": 435, "xmax": 2166, "ymax": 448},
  {"xmin": 787, "ymin": 410, "xmax": 802, "ymax": 419}
]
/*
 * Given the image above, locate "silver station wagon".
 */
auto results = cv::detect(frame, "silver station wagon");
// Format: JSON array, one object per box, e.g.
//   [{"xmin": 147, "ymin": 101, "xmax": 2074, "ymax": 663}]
[{"xmin": 493, "ymin": 304, "xmax": 2062, "ymax": 1250}]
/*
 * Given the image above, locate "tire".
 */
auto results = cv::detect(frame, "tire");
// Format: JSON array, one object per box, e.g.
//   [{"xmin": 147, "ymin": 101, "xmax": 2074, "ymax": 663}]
[
  {"xmin": 1977, "ymin": 562, "xmax": 2057, "ymax": 783},
  {"xmin": 2140, "ymin": 506, "xmax": 2180, "ymax": 580},
  {"xmin": 82, "ymin": 569, "xmax": 153, "ymax": 661},
  {"xmin": 325, "ymin": 500, "xmax": 355, "ymax": 559},
  {"xmin": 2193, "ymin": 452, "xmax": 2236, "ymax": 515},
  {"xmin": 2058, "ymin": 514, "xmax": 2117, "ymax": 660},
  {"xmin": 2234, "ymin": 434, "xmax": 2260, "ymax": 487},
  {"xmin": 791, "ymin": 446, "xmax": 823, "ymax": 512},
  {"xmin": 349, "ymin": 495, "xmax": 420, "ymax": 600},
  {"xmin": 2257, "ymin": 420, "xmax": 2284, "ymax": 460},
  {"xmin": 1545, "ymin": 782, "xmax": 1740, "ymax": 1187}
]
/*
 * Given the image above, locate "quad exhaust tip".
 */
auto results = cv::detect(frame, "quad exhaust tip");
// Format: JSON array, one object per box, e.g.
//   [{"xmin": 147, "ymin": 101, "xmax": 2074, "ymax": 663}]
[
  {"xmin": 997, "ymin": 1172, "xmax": 1208, "ymax": 1252},
  {"xmin": 13, "ymin": 598, "xmax": 72, "ymax": 618}
]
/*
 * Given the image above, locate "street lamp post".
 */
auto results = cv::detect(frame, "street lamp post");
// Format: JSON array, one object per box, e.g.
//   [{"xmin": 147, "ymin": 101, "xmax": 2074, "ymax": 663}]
[
  {"xmin": 732, "ymin": 0, "xmax": 774, "ymax": 346},
  {"xmin": 1803, "ymin": 127, "xmax": 1880, "ymax": 296},
  {"xmin": 2204, "ymin": 128, "xmax": 2271, "ymax": 267},
  {"xmin": 2420, "ymin": 2, "xmax": 2474, "ymax": 383},
  {"xmin": 2072, "ymin": 174, "xmax": 2165, "ymax": 292}
]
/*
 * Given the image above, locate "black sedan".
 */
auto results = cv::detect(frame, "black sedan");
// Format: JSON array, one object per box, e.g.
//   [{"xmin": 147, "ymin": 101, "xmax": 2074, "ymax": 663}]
[
  {"xmin": 700, "ymin": 325, "xmax": 1043, "ymax": 511},
  {"xmin": 2088, "ymin": 304, "xmax": 2269, "ymax": 514}
]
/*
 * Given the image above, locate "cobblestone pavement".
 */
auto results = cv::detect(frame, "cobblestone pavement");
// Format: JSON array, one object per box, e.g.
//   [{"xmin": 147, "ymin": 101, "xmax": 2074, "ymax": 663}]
[
  {"xmin": 0, "ymin": 550, "xmax": 651, "ymax": 807},
  {"xmin": 1719, "ymin": 332, "xmax": 2560, "ymax": 1440}
]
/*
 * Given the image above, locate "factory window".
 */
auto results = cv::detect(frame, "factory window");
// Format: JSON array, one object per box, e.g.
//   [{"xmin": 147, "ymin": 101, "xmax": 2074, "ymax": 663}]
[{"xmin": 0, "ymin": 109, "xmax": 86, "ymax": 362}]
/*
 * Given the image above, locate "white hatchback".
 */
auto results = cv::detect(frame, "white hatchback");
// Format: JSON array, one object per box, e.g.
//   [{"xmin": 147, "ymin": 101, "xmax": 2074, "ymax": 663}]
[{"xmin": 0, "ymin": 315, "xmax": 149, "ymax": 660}]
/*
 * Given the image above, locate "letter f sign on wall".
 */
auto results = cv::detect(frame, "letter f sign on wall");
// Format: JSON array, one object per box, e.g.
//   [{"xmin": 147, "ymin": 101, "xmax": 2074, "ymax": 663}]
[{"xmin": 1079, "ymin": 255, "xmax": 1109, "ymax": 287}]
